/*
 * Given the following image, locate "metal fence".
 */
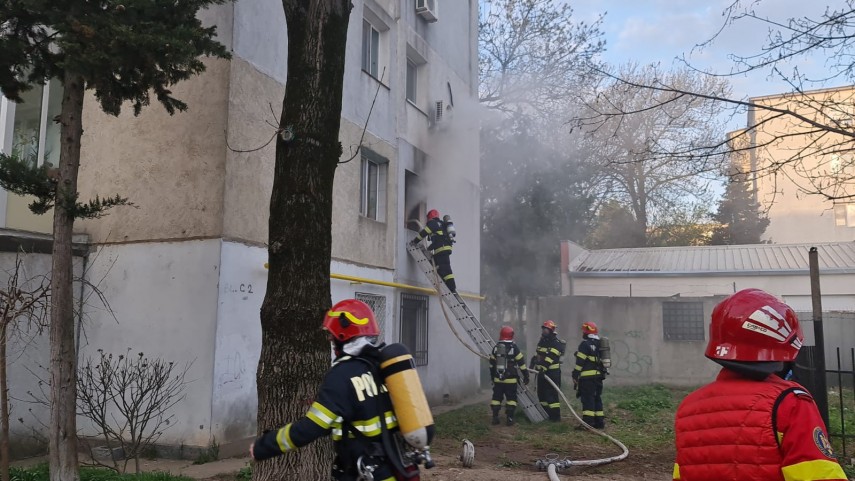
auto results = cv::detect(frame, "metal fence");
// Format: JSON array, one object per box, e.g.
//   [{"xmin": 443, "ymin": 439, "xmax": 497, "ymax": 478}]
[{"xmin": 795, "ymin": 346, "xmax": 855, "ymax": 459}]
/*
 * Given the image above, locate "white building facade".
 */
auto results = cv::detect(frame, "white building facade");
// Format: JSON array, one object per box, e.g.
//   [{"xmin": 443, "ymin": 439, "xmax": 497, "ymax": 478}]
[{"xmin": 5, "ymin": 0, "xmax": 481, "ymax": 456}]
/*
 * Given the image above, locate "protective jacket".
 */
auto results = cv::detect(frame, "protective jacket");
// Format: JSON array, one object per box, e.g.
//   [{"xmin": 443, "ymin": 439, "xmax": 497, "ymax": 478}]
[
  {"xmin": 534, "ymin": 333, "xmax": 566, "ymax": 375},
  {"xmin": 489, "ymin": 341, "xmax": 528, "ymax": 384},
  {"xmin": 673, "ymin": 368, "xmax": 846, "ymax": 481},
  {"xmin": 415, "ymin": 218, "xmax": 453, "ymax": 256},
  {"xmin": 252, "ymin": 348, "xmax": 414, "ymax": 481},
  {"xmin": 571, "ymin": 337, "xmax": 604, "ymax": 381}
]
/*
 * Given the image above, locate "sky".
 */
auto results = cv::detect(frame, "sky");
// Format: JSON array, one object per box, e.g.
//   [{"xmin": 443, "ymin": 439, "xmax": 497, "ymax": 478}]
[{"xmin": 571, "ymin": 0, "xmax": 852, "ymax": 100}]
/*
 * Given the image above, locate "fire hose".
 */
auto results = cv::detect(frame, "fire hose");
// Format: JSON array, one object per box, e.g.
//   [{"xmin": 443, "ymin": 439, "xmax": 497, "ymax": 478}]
[{"xmin": 416, "ymin": 239, "xmax": 629, "ymax": 476}]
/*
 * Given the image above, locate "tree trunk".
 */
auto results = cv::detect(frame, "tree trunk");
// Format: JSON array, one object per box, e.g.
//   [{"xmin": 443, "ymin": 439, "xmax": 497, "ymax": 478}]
[
  {"xmin": 1, "ymin": 322, "xmax": 9, "ymax": 481},
  {"xmin": 255, "ymin": 2, "xmax": 351, "ymax": 480},
  {"xmin": 49, "ymin": 73, "xmax": 84, "ymax": 481}
]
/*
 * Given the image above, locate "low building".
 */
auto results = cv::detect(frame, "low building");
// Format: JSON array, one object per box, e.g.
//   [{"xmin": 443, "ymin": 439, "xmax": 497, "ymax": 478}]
[{"xmin": 525, "ymin": 241, "xmax": 855, "ymax": 387}]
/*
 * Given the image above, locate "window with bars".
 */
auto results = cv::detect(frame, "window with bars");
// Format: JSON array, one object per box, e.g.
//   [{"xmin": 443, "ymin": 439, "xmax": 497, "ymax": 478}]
[
  {"xmin": 400, "ymin": 293, "xmax": 429, "ymax": 366},
  {"xmin": 355, "ymin": 292, "xmax": 387, "ymax": 336},
  {"xmin": 663, "ymin": 302, "xmax": 705, "ymax": 341}
]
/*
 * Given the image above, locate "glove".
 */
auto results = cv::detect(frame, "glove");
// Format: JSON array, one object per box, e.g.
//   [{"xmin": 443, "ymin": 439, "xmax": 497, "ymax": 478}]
[
  {"xmin": 409, "ymin": 239, "xmax": 418, "ymax": 246},
  {"xmin": 523, "ymin": 374, "xmax": 530, "ymax": 385}
]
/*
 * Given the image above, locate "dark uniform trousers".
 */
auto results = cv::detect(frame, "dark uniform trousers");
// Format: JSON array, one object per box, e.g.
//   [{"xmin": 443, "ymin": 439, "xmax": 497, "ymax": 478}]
[
  {"xmin": 489, "ymin": 341, "xmax": 527, "ymax": 424},
  {"xmin": 578, "ymin": 378, "xmax": 604, "ymax": 429},
  {"xmin": 573, "ymin": 338, "xmax": 605, "ymax": 429},
  {"xmin": 432, "ymin": 251, "xmax": 455, "ymax": 292},
  {"xmin": 535, "ymin": 334, "xmax": 566, "ymax": 421}
]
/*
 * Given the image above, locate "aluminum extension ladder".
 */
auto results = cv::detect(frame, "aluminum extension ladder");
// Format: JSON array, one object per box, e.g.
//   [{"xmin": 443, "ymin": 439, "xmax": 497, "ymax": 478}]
[{"xmin": 406, "ymin": 243, "xmax": 548, "ymax": 423}]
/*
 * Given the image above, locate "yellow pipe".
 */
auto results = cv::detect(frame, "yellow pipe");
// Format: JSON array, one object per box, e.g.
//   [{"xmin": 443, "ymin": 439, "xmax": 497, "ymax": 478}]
[
  {"xmin": 263, "ymin": 263, "xmax": 485, "ymax": 300},
  {"xmin": 330, "ymin": 273, "xmax": 485, "ymax": 301}
]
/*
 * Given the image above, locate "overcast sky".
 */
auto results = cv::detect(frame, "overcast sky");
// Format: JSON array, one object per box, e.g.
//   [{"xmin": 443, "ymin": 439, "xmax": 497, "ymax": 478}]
[{"xmin": 571, "ymin": 0, "xmax": 851, "ymax": 99}]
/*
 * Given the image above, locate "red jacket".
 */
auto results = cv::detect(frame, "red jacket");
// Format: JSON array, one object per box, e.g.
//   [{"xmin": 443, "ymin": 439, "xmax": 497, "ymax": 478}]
[{"xmin": 673, "ymin": 368, "xmax": 846, "ymax": 481}]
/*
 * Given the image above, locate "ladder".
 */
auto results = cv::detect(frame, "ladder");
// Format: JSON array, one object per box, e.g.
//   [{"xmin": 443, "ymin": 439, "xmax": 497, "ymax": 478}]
[{"xmin": 407, "ymin": 243, "xmax": 548, "ymax": 423}]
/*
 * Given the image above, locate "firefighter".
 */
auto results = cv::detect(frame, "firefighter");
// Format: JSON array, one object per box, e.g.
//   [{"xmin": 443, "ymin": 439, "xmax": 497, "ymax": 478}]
[
  {"xmin": 572, "ymin": 321, "xmax": 606, "ymax": 429},
  {"xmin": 410, "ymin": 209, "xmax": 455, "ymax": 292},
  {"xmin": 531, "ymin": 320, "xmax": 566, "ymax": 421},
  {"xmin": 673, "ymin": 289, "xmax": 846, "ymax": 481},
  {"xmin": 250, "ymin": 299, "xmax": 423, "ymax": 481},
  {"xmin": 489, "ymin": 325, "xmax": 529, "ymax": 426}
]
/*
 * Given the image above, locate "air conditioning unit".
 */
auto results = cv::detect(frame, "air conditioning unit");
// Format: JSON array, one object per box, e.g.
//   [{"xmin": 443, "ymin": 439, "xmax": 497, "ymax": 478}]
[
  {"xmin": 431, "ymin": 100, "xmax": 453, "ymax": 129},
  {"xmin": 416, "ymin": 0, "xmax": 438, "ymax": 23}
]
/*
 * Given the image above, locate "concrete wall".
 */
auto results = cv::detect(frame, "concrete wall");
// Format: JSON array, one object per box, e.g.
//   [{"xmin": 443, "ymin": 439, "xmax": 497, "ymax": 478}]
[
  {"xmin": 7, "ymin": 249, "xmax": 84, "ymax": 458},
  {"xmin": 76, "ymin": 57, "xmax": 231, "ymax": 244},
  {"xmin": 78, "ymin": 240, "xmax": 222, "ymax": 446},
  {"xmin": 529, "ymin": 295, "xmax": 855, "ymax": 388},
  {"xmin": 527, "ymin": 296, "xmax": 730, "ymax": 387}
]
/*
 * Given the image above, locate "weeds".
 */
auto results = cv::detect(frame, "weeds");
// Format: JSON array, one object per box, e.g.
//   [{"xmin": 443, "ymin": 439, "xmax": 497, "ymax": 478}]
[{"xmin": 11, "ymin": 465, "xmax": 194, "ymax": 481}]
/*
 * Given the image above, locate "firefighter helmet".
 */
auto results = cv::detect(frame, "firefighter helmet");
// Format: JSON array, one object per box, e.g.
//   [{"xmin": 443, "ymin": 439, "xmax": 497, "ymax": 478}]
[
  {"xmin": 706, "ymin": 288, "xmax": 803, "ymax": 363},
  {"xmin": 582, "ymin": 321, "xmax": 599, "ymax": 335},
  {"xmin": 542, "ymin": 320, "xmax": 557, "ymax": 331},
  {"xmin": 499, "ymin": 325, "xmax": 514, "ymax": 341},
  {"xmin": 323, "ymin": 299, "xmax": 380, "ymax": 342},
  {"xmin": 427, "ymin": 209, "xmax": 440, "ymax": 220}
]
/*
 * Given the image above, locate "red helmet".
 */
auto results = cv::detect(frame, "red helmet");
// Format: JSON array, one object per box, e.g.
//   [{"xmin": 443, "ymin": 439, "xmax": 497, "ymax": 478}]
[
  {"xmin": 427, "ymin": 209, "xmax": 440, "ymax": 220},
  {"xmin": 323, "ymin": 299, "xmax": 380, "ymax": 342},
  {"xmin": 542, "ymin": 320, "xmax": 556, "ymax": 331},
  {"xmin": 706, "ymin": 289, "xmax": 803, "ymax": 363},
  {"xmin": 499, "ymin": 325, "xmax": 514, "ymax": 341},
  {"xmin": 582, "ymin": 322, "xmax": 599, "ymax": 335}
]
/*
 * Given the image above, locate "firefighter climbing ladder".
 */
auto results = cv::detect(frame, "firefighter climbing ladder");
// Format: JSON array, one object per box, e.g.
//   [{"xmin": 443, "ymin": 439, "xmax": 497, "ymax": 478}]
[{"xmin": 406, "ymin": 243, "xmax": 548, "ymax": 423}]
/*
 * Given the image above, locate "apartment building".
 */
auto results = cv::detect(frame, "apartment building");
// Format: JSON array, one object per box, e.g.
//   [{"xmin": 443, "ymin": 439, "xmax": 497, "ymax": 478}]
[
  {"xmin": 730, "ymin": 86, "xmax": 855, "ymax": 243},
  {"xmin": 5, "ymin": 0, "xmax": 481, "ymax": 455}
]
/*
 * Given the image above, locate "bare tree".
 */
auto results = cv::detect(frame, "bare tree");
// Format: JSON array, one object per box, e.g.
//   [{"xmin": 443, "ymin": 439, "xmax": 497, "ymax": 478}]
[
  {"xmin": 577, "ymin": 64, "xmax": 731, "ymax": 245},
  {"xmin": 76, "ymin": 350, "xmax": 191, "ymax": 474},
  {"xmin": 479, "ymin": 0, "xmax": 605, "ymax": 114},
  {"xmin": 0, "ymin": 256, "xmax": 49, "ymax": 481},
  {"xmin": 576, "ymin": 1, "xmax": 855, "ymax": 202}
]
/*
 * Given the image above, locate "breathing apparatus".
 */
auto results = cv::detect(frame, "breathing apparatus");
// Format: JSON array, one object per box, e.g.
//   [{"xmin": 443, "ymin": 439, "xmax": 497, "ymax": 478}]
[{"xmin": 442, "ymin": 214, "xmax": 456, "ymax": 243}]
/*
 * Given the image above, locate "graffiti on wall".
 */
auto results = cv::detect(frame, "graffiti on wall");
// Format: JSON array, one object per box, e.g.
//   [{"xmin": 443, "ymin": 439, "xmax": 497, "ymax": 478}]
[{"xmin": 609, "ymin": 339, "xmax": 652, "ymax": 377}]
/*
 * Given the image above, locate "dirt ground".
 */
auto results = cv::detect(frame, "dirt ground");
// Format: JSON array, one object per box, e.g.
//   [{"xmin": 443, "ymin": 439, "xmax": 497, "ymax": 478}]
[{"xmin": 421, "ymin": 424, "xmax": 674, "ymax": 481}]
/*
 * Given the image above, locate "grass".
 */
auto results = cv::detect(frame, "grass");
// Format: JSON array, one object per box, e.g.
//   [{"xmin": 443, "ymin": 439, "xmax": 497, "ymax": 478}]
[
  {"xmin": 434, "ymin": 383, "xmax": 693, "ymax": 453},
  {"xmin": 10, "ymin": 465, "xmax": 194, "ymax": 481}
]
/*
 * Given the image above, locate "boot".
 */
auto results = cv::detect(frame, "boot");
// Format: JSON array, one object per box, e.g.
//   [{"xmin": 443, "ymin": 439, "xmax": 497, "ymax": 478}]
[
  {"xmin": 506, "ymin": 406, "xmax": 516, "ymax": 426},
  {"xmin": 491, "ymin": 406, "xmax": 501, "ymax": 425}
]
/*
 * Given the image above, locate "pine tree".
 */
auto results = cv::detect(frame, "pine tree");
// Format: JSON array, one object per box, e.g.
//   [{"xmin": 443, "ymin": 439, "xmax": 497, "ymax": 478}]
[
  {"xmin": 710, "ymin": 171, "xmax": 770, "ymax": 245},
  {"xmin": 0, "ymin": 3, "xmax": 229, "ymax": 481}
]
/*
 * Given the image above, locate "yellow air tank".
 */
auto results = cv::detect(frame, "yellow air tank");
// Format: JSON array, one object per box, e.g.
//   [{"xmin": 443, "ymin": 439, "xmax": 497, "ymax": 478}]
[{"xmin": 379, "ymin": 343, "xmax": 435, "ymax": 450}]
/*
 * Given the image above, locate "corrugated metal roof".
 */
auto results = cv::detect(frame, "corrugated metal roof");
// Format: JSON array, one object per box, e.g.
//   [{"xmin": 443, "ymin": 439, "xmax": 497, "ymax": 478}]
[{"xmin": 568, "ymin": 242, "xmax": 855, "ymax": 274}]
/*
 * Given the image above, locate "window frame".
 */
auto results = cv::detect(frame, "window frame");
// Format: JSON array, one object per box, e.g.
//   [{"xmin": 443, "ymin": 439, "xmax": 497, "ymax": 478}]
[
  {"xmin": 833, "ymin": 203, "xmax": 855, "ymax": 227},
  {"xmin": 400, "ymin": 293, "xmax": 429, "ymax": 366},
  {"xmin": 662, "ymin": 301, "xmax": 705, "ymax": 341},
  {"xmin": 362, "ymin": 19, "xmax": 380, "ymax": 78},
  {"xmin": 406, "ymin": 58, "xmax": 418, "ymax": 104},
  {"xmin": 359, "ymin": 149, "xmax": 388, "ymax": 222}
]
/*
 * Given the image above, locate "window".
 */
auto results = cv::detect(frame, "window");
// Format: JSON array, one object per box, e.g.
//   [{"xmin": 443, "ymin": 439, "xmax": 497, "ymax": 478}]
[
  {"xmin": 355, "ymin": 292, "xmax": 387, "ymax": 336},
  {"xmin": 400, "ymin": 293, "xmax": 429, "ymax": 366},
  {"xmin": 2, "ymin": 78, "xmax": 63, "ymax": 167},
  {"xmin": 834, "ymin": 203, "xmax": 855, "ymax": 227},
  {"xmin": 362, "ymin": 20, "xmax": 381, "ymax": 78},
  {"xmin": 359, "ymin": 149, "xmax": 388, "ymax": 221},
  {"xmin": 406, "ymin": 59, "xmax": 418, "ymax": 103},
  {"xmin": 663, "ymin": 302, "xmax": 705, "ymax": 341}
]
